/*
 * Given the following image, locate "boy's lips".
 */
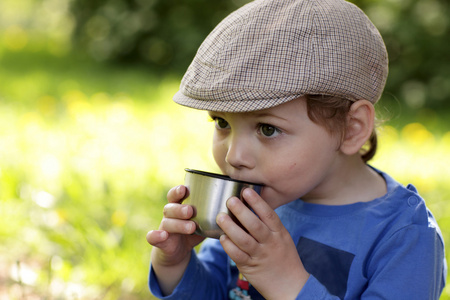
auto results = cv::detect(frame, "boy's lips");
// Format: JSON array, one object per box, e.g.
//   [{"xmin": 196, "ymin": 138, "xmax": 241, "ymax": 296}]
[{"xmin": 227, "ymin": 173, "xmax": 264, "ymax": 186}]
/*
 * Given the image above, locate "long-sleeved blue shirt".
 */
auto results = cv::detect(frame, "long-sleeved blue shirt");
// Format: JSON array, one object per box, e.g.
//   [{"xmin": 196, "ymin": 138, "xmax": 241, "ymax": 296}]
[{"xmin": 149, "ymin": 170, "xmax": 446, "ymax": 299}]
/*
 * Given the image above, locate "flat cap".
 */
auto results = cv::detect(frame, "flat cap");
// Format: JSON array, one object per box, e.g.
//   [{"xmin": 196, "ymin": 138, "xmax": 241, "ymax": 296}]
[{"xmin": 174, "ymin": 0, "xmax": 388, "ymax": 112}]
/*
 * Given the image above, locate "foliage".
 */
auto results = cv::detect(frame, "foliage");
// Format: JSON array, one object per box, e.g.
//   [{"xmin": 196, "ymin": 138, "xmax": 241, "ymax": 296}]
[
  {"xmin": 69, "ymin": 0, "xmax": 249, "ymax": 72},
  {"xmin": 66, "ymin": 0, "xmax": 450, "ymax": 111},
  {"xmin": 355, "ymin": 0, "xmax": 450, "ymax": 112}
]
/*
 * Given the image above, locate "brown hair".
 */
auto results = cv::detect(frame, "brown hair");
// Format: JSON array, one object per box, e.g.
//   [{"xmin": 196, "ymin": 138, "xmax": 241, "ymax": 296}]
[{"xmin": 305, "ymin": 94, "xmax": 377, "ymax": 162}]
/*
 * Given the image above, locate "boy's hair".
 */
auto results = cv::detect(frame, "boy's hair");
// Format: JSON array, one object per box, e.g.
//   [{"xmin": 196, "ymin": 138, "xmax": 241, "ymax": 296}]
[
  {"xmin": 172, "ymin": 0, "xmax": 388, "ymax": 113},
  {"xmin": 306, "ymin": 95, "xmax": 377, "ymax": 162}
]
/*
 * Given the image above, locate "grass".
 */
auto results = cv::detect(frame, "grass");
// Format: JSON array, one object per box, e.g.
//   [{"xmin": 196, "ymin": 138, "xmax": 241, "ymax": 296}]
[{"xmin": 0, "ymin": 46, "xmax": 449, "ymax": 299}]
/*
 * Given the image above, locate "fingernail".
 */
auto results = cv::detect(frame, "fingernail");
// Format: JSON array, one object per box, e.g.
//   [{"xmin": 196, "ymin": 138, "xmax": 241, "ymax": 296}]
[
  {"xmin": 216, "ymin": 212, "xmax": 226, "ymax": 224},
  {"xmin": 160, "ymin": 231, "xmax": 168, "ymax": 239},
  {"xmin": 219, "ymin": 234, "xmax": 227, "ymax": 242},
  {"xmin": 227, "ymin": 197, "xmax": 238, "ymax": 208},
  {"xmin": 182, "ymin": 205, "xmax": 189, "ymax": 217},
  {"xmin": 243, "ymin": 188, "xmax": 252, "ymax": 198},
  {"xmin": 186, "ymin": 222, "xmax": 194, "ymax": 233},
  {"xmin": 176, "ymin": 185, "xmax": 183, "ymax": 194}
]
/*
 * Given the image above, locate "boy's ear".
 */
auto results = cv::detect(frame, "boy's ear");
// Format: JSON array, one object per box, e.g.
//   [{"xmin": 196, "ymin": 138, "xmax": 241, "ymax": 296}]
[{"xmin": 340, "ymin": 100, "xmax": 375, "ymax": 156}]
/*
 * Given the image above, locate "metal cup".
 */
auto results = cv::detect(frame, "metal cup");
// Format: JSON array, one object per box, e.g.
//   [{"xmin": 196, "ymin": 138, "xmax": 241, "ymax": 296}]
[{"xmin": 183, "ymin": 168, "xmax": 263, "ymax": 239}]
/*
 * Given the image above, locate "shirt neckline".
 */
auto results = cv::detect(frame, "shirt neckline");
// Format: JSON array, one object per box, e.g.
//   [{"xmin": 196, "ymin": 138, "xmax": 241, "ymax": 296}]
[{"xmin": 281, "ymin": 167, "xmax": 399, "ymax": 218}]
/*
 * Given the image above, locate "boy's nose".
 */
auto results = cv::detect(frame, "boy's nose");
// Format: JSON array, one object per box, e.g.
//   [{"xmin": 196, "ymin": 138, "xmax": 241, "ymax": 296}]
[{"xmin": 225, "ymin": 134, "xmax": 255, "ymax": 170}]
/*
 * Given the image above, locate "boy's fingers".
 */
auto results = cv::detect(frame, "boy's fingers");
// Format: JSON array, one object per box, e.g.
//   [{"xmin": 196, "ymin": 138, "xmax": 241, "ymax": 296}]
[
  {"xmin": 216, "ymin": 211, "xmax": 254, "ymax": 261},
  {"xmin": 219, "ymin": 234, "xmax": 251, "ymax": 265},
  {"xmin": 216, "ymin": 212, "xmax": 241, "ymax": 236},
  {"xmin": 167, "ymin": 185, "xmax": 188, "ymax": 203},
  {"xmin": 244, "ymin": 189, "xmax": 282, "ymax": 228},
  {"xmin": 225, "ymin": 196, "xmax": 268, "ymax": 244},
  {"xmin": 160, "ymin": 218, "xmax": 197, "ymax": 235},
  {"xmin": 163, "ymin": 203, "xmax": 194, "ymax": 219},
  {"xmin": 146, "ymin": 230, "xmax": 169, "ymax": 246},
  {"xmin": 238, "ymin": 189, "xmax": 284, "ymax": 241}
]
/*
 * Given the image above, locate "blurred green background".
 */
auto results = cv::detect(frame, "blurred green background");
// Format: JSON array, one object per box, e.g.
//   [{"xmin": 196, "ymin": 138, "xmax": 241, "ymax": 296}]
[{"xmin": 0, "ymin": 0, "xmax": 449, "ymax": 299}]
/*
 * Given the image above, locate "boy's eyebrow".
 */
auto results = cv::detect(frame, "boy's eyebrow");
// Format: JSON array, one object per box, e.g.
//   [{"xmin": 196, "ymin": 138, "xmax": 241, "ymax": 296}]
[{"xmin": 207, "ymin": 111, "xmax": 223, "ymax": 117}]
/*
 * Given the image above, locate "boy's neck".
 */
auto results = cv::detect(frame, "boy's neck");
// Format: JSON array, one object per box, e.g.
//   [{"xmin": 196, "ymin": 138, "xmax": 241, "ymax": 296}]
[{"xmin": 302, "ymin": 156, "xmax": 387, "ymax": 206}]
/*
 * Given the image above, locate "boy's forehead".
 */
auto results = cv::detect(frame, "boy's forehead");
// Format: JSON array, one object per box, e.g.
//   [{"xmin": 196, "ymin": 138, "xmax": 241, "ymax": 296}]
[{"xmin": 174, "ymin": 0, "xmax": 388, "ymax": 113}]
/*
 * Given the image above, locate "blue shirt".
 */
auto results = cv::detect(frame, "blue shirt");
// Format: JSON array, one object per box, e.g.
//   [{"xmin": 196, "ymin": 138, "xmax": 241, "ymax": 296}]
[{"xmin": 149, "ymin": 170, "xmax": 446, "ymax": 299}]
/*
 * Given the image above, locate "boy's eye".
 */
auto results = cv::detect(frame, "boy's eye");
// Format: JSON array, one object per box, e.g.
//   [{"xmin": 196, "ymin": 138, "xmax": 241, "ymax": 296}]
[
  {"xmin": 259, "ymin": 124, "xmax": 280, "ymax": 137},
  {"xmin": 214, "ymin": 117, "xmax": 230, "ymax": 129}
]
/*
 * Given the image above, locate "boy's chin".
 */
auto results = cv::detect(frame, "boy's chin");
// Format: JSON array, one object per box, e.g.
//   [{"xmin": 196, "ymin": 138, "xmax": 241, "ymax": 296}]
[{"xmin": 260, "ymin": 191, "xmax": 294, "ymax": 210}]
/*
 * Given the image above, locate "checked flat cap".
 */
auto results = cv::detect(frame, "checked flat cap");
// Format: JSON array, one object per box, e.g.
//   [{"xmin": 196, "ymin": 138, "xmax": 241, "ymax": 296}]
[{"xmin": 173, "ymin": 0, "xmax": 389, "ymax": 112}]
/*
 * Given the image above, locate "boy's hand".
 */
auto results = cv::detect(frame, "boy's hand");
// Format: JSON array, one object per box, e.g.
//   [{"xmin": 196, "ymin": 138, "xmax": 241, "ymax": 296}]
[
  {"xmin": 217, "ymin": 188, "xmax": 310, "ymax": 299},
  {"xmin": 147, "ymin": 185, "xmax": 205, "ymax": 295}
]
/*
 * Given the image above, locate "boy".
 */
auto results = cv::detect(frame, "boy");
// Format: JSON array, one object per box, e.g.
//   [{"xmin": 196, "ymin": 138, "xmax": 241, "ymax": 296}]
[{"xmin": 147, "ymin": 0, "xmax": 446, "ymax": 299}]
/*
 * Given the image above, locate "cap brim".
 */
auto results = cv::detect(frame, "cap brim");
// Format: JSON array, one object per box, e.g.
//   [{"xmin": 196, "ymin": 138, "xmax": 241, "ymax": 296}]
[{"xmin": 173, "ymin": 90, "xmax": 302, "ymax": 113}]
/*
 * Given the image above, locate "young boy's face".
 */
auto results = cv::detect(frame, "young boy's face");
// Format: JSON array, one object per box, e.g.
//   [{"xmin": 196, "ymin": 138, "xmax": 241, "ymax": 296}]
[{"xmin": 209, "ymin": 97, "xmax": 343, "ymax": 209}]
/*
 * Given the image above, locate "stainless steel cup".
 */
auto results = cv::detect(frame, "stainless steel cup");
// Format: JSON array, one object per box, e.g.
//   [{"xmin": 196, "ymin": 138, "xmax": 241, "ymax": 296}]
[{"xmin": 183, "ymin": 168, "xmax": 263, "ymax": 239}]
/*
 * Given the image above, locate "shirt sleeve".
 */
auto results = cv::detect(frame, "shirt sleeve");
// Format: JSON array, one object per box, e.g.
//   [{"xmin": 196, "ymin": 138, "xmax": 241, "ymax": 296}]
[
  {"xmin": 361, "ymin": 224, "xmax": 446, "ymax": 299},
  {"xmin": 296, "ymin": 275, "xmax": 340, "ymax": 299},
  {"xmin": 149, "ymin": 239, "xmax": 229, "ymax": 299}
]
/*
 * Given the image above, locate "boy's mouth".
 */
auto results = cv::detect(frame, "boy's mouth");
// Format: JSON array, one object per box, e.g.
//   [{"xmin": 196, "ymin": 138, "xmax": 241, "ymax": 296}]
[{"xmin": 228, "ymin": 174, "xmax": 264, "ymax": 187}]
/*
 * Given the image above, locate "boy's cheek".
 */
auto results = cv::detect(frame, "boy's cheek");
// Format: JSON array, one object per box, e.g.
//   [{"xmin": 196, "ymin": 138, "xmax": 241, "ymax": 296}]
[{"xmin": 212, "ymin": 136, "xmax": 227, "ymax": 164}]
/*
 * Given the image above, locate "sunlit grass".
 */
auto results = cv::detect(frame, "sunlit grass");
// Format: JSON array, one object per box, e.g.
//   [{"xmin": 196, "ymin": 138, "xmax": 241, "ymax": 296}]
[
  {"xmin": 0, "ymin": 47, "xmax": 449, "ymax": 299},
  {"xmin": 0, "ymin": 86, "xmax": 217, "ymax": 299}
]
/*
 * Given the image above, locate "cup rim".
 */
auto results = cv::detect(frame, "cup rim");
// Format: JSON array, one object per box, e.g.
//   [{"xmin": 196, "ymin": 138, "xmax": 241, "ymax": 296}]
[{"xmin": 185, "ymin": 168, "xmax": 263, "ymax": 186}]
